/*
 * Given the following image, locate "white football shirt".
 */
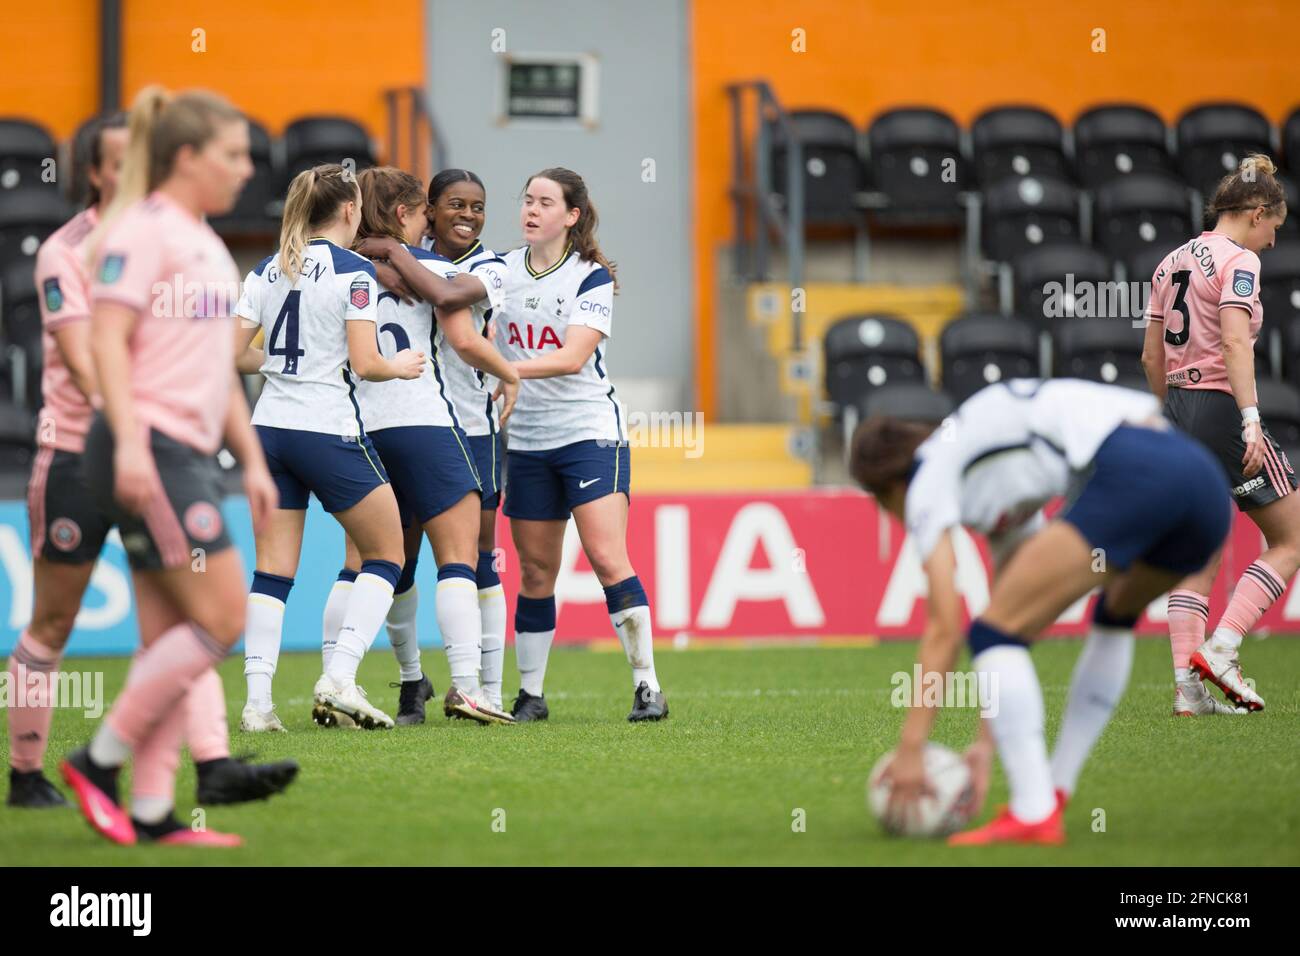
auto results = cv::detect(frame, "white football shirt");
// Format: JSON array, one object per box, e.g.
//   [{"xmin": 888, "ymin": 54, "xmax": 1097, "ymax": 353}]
[
  {"xmin": 237, "ymin": 238, "xmax": 378, "ymax": 436},
  {"xmin": 495, "ymin": 244, "xmax": 625, "ymax": 451},
  {"xmin": 905, "ymin": 379, "xmax": 1161, "ymax": 561}
]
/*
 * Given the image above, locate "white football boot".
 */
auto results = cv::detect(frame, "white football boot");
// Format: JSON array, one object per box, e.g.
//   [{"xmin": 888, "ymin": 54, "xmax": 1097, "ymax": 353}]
[
  {"xmin": 239, "ymin": 703, "xmax": 288, "ymax": 733},
  {"xmin": 313, "ymin": 673, "xmax": 394, "ymax": 730},
  {"xmin": 443, "ymin": 684, "xmax": 514, "ymax": 725},
  {"xmin": 1190, "ymin": 641, "xmax": 1265, "ymax": 712},
  {"xmin": 1173, "ymin": 679, "xmax": 1247, "ymax": 716}
]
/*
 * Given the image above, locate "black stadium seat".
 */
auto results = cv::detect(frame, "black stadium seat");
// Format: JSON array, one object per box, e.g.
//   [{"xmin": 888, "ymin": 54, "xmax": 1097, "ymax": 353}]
[
  {"xmin": 970, "ymin": 106, "xmax": 1068, "ymax": 186},
  {"xmin": 823, "ymin": 313, "xmax": 925, "ymax": 413},
  {"xmin": 770, "ymin": 109, "xmax": 863, "ymax": 226},
  {"xmin": 1012, "ymin": 242, "xmax": 1113, "ymax": 324},
  {"xmin": 982, "ymin": 174, "xmax": 1081, "ymax": 263},
  {"xmin": 0, "ymin": 399, "xmax": 35, "ymax": 471},
  {"xmin": 1175, "ymin": 103, "xmax": 1272, "ymax": 199},
  {"xmin": 1285, "ymin": 107, "xmax": 1300, "ymax": 181},
  {"xmin": 939, "ymin": 313, "xmax": 1038, "ymax": 402},
  {"xmin": 1073, "ymin": 104, "xmax": 1172, "ymax": 188},
  {"xmin": 858, "ymin": 382, "xmax": 954, "ymax": 424},
  {"xmin": 282, "ymin": 116, "xmax": 375, "ymax": 185},
  {"xmin": 1257, "ymin": 378, "xmax": 1300, "ymax": 462},
  {"xmin": 1055, "ymin": 319, "xmax": 1148, "ymax": 388},
  {"xmin": 0, "ymin": 188, "xmax": 73, "ymax": 272},
  {"xmin": 1260, "ymin": 240, "xmax": 1300, "ymax": 320},
  {"xmin": 1093, "ymin": 173, "xmax": 1192, "ymax": 263},
  {"xmin": 1274, "ymin": 173, "xmax": 1299, "ymax": 238},
  {"xmin": 0, "ymin": 259, "xmax": 43, "ymax": 408},
  {"xmin": 210, "ymin": 118, "xmax": 281, "ymax": 235},
  {"xmin": 1124, "ymin": 243, "xmax": 1173, "ymax": 286},
  {"xmin": 866, "ymin": 107, "xmax": 964, "ymax": 224},
  {"xmin": 0, "ymin": 119, "xmax": 57, "ymax": 194}
]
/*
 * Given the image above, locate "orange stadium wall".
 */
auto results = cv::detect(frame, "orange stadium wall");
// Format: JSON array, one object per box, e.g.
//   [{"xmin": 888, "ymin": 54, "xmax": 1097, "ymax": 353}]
[
  {"xmin": 0, "ymin": 0, "xmax": 425, "ymax": 142},
  {"xmin": 691, "ymin": 0, "xmax": 1300, "ymax": 419}
]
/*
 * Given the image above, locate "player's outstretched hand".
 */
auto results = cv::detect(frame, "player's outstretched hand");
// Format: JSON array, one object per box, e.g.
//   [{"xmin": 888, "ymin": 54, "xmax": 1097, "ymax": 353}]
[
  {"xmin": 243, "ymin": 463, "xmax": 279, "ymax": 536},
  {"xmin": 392, "ymin": 349, "xmax": 426, "ymax": 380},
  {"xmin": 493, "ymin": 378, "xmax": 519, "ymax": 425},
  {"xmin": 1241, "ymin": 419, "xmax": 1266, "ymax": 478},
  {"xmin": 881, "ymin": 744, "xmax": 935, "ymax": 833},
  {"xmin": 113, "ymin": 440, "xmax": 162, "ymax": 516},
  {"xmin": 354, "ymin": 236, "xmax": 399, "ymax": 261}
]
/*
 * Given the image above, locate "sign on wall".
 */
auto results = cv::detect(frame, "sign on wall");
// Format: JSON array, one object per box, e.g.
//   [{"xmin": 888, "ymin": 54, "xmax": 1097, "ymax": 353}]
[{"xmin": 500, "ymin": 53, "xmax": 599, "ymax": 127}]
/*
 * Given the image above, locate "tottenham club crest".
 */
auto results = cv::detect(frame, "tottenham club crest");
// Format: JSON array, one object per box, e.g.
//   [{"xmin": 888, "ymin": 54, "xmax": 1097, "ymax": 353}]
[
  {"xmin": 1233, "ymin": 269, "xmax": 1255, "ymax": 298},
  {"xmin": 184, "ymin": 502, "xmax": 223, "ymax": 542},
  {"xmin": 49, "ymin": 517, "xmax": 82, "ymax": 552},
  {"xmin": 350, "ymin": 277, "xmax": 370, "ymax": 310}
]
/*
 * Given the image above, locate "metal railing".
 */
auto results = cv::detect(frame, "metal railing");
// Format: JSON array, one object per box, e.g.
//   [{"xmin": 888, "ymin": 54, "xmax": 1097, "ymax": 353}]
[
  {"xmin": 726, "ymin": 80, "xmax": 805, "ymax": 351},
  {"xmin": 385, "ymin": 87, "xmax": 448, "ymax": 181}
]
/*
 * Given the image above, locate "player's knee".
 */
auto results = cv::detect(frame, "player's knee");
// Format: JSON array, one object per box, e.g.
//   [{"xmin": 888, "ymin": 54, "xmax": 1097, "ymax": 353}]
[
  {"xmin": 586, "ymin": 546, "xmax": 632, "ymax": 585},
  {"xmin": 519, "ymin": 555, "xmax": 558, "ymax": 593}
]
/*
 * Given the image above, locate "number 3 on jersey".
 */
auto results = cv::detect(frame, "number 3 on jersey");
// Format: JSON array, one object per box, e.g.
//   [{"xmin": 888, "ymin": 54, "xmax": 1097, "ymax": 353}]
[
  {"xmin": 1164, "ymin": 270, "xmax": 1192, "ymax": 347},
  {"xmin": 269, "ymin": 290, "xmax": 305, "ymax": 374}
]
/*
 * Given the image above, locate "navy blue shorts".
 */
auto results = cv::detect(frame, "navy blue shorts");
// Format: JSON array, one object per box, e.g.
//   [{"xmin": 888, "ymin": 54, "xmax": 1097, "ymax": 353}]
[
  {"xmin": 503, "ymin": 440, "xmax": 630, "ymax": 521},
  {"xmin": 468, "ymin": 431, "xmax": 503, "ymax": 511},
  {"xmin": 370, "ymin": 425, "xmax": 481, "ymax": 526},
  {"xmin": 1062, "ymin": 424, "xmax": 1232, "ymax": 575},
  {"xmin": 256, "ymin": 425, "xmax": 389, "ymax": 514}
]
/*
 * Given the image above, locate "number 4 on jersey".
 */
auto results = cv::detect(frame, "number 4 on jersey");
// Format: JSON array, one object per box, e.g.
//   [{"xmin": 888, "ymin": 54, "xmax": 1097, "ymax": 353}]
[{"xmin": 269, "ymin": 290, "xmax": 305, "ymax": 374}]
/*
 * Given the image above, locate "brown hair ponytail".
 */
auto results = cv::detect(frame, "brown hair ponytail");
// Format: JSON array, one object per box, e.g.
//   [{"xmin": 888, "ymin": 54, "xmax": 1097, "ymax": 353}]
[
  {"xmin": 355, "ymin": 166, "xmax": 425, "ymax": 244},
  {"xmin": 849, "ymin": 416, "xmax": 937, "ymax": 497},
  {"xmin": 1206, "ymin": 153, "xmax": 1287, "ymax": 227},
  {"xmin": 279, "ymin": 163, "xmax": 359, "ymax": 281}
]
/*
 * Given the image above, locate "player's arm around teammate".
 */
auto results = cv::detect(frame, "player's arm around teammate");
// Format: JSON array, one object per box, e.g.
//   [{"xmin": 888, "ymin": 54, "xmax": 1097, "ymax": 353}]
[{"xmin": 495, "ymin": 168, "xmax": 667, "ymax": 722}]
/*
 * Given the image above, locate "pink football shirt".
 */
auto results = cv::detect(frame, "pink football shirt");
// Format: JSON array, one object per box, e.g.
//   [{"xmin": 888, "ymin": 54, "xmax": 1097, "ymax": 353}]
[
  {"xmin": 1146, "ymin": 231, "xmax": 1263, "ymax": 393},
  {"xmin": 90, "ymin": 191, "xmax": 239, "ymax": 455},
  {"xmin": 33, "ymin": 207, "xmax": 98, "ymax": 452}
]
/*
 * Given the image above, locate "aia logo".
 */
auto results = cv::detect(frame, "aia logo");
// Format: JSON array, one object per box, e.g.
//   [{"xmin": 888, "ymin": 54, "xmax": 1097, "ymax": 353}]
[{"xmin": 507, "ymin": 322, "xmax": 562, "ymax": 350}]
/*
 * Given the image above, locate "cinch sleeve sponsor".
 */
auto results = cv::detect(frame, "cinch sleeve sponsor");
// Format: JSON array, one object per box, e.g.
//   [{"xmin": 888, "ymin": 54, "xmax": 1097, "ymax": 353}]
[
  {"xmin": 1218, "ymin": 250, "xmax": 1260, "ymax": 313},
  {"xmin": 469, "ymin": 257, "xmax": 508, "ymax": 314},
  {"xmin": 569, "ymin": 266, "xmax": 613, "ymax": 337},
  {"xmin": 91, "ymin": 224, "xmax": 164, "ymax": 314}
]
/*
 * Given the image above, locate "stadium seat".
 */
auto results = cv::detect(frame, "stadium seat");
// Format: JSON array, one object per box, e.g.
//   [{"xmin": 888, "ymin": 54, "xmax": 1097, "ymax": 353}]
[
  {"xmin": 857, "ymin": 381, "xmax": 954, "ymax": 423},
  {"xmin": 282, "ymin": 116, "xmax": 375, "ymax": 184},
  {"xmin": 0, "ymin": 398, "xmax": 35, "ymax": 471},
  {"xmin": 939, "ymin": 313, "xmax": 1038, "ymax": 402},
  {"xmin": 1011, "ymin": 243, "xmax": 1114, "ymax": 325},
  {"xmin": 970, "ymin": 106, "xmax": 1069, "ymax": 186},
  {"xmin": 0, "ymin": 119, "xmax": 57, "ymax": 194},
  {"xmin": 1175, "ymin": 103, "xmax": 1272, "ymax": 198},
  {"xmin": 770, "ymin": 109, "xmax": 864, "ymax": 226},
  {"xmin": 1123, "ymin": 244, "xmax": 1171, "ymax": 286},
  {"xmin": 1274, "ymin": 173, "xmax": 1299, "ymax": 238},
  {"xmin": 1285, "ymin": 107, "xmax": 1300, "ymax": 181},
  {"xmin": 1093, "ymin": 173, "xmax": 1193, "ymax": 263},
  {"xmin": 1073, "ymin": 104, "xmax": 1173, "ymax": 187},
  {"xmin": 210, "ymin": 118, "xmax": 281, "ymax": 234},
  {"xmin": 1282, "ymin": 314, "xmax": 1300, "ymax": 386},
  {"xmin": 1257, "ymin": 378, "xmax": 1300, "ymax": 463},
  {"xmin": 823, "ymin": 313, "xmax": 925, "ymax": 413},
  {"xmin": 865, "ymin": 107, "xmax": 964, "ymax": 224},
  {"xmin": 1055, "ymin": 318, "xmax": 1148, "ymax": 388},
  {"xmin": 1260, "ymin": 240, "xmax": 1300, "ymax": 319},
  {"xmin": 982, "ymin": 174, "xmax": 1081, "ymax": 264},
  {"xmin": 0, "ymin": 259, "xmax": 42, "ymax": 408},
  {"xmin": 0, "ymin": 188, "xmax": 73, "ymax": 272}
]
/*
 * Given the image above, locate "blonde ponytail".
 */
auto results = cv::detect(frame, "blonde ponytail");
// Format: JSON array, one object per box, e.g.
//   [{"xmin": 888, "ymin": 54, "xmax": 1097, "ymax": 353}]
[
  {"xmin": 1207, "ymin": 152, "xmax": 1287, "ymax": 226},
  {"xmin": 277, "ymin": 164, "xmax": 359, "ymax": 282}
]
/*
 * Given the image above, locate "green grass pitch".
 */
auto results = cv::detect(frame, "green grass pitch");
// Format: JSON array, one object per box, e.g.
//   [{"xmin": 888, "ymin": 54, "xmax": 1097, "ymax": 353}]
[{"xmin": 4, "ymin": 637, "xmax": 1298, "ymax": 865}]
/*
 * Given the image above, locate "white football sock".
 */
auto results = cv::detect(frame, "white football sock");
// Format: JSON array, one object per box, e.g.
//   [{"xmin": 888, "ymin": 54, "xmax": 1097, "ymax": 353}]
[
  {"xmin": 1209, "ymin": 625, "xmax": 1244, "ymax": 653},
  {"xmin": 516, "ymin": 629, "xmax": 554, "ymax": 697},
  {"xmin": 387, "ymin": 586, "xmax": 422, "ymax": 683},
  {"xmin": 438, "ymin": 574, "xmax": 482, "ymax": 693},
  {"xmin": 611, "ymin": 604, "xmax": 658, "ymax": 691},
  {"xmin": 131, "ymin": 795, "xmax": 172, "ymax": 825},
  {"xmin": 321, "ymin": 577, "xmax": 353, "ymax": 673},
  {"xmin": 328, "ymin": 571, "xmax": 397, "ymax": 686},
  {"xmin": 244, "ymin": 592, "xmax": 286, "ymax": 711},
  {"xmin": 1050, "ymin": 625, "xmax": 1134, "ymax": 797},
  {"xmin": 1174, "ymin": 666, "xmax": 1193, "ymax": 682},
  {"xmin": 479, "ymin": 583, "xmax": 506, "ymax": 706},
  {"xmin": 974, "ymin": 644, "xmax": 1056, "ymax": 824},
  {"xmin": 89, "ymin": 723, "xmax": 131, "ymax": 768}
]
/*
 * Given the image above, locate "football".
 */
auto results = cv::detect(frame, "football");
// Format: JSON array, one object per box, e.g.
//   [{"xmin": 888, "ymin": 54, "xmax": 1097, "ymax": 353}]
[{"xmin": 868, "ymin": 743, "xmax": 976, "ymax": 838}]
